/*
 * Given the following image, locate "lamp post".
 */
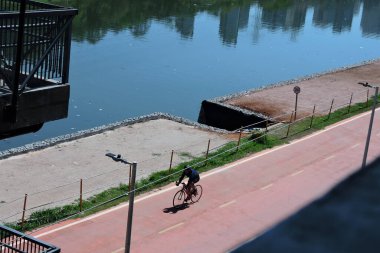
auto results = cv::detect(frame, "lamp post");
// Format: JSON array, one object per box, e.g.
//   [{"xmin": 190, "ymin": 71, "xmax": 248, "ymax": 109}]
[
  {"xmin": 358, "ymin": 82, "xmax": 379, "ymax": 169},
  {"xmin": 106, "ymin": 153, "xmax": 137, "ymax": 253},
  {"xmin": 293, "ymin": 86, "xmax": 301, "ymax": 121}
]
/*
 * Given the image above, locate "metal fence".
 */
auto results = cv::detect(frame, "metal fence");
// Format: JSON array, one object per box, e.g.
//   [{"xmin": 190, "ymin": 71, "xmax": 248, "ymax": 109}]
[{"xmin": 0, "ymin": 224, "xmax": 60, "ymax": 252}]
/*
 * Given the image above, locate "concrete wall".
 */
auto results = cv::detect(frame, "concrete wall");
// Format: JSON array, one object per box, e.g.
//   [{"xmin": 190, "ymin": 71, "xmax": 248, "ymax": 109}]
[
  {"xmin": 198, "ymin": 100, "xmax": 269, "ymax": 131},
  {"xmin": 0, "ymin": 84, "xmax": 69, "ymax": 139}
]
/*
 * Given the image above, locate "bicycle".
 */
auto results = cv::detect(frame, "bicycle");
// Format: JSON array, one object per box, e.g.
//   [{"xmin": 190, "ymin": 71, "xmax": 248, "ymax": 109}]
[{"xmin": 173, "ymin": 182, "xmax": 203, "ymax": 207}]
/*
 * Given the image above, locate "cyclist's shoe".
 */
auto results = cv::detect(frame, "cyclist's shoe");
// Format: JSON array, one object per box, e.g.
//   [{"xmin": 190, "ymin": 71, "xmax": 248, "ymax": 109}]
[
  {"xmin": 192, "ymin": 189, "xmax": 198, "ymax": 196},
  {"xmin": 185, "ymin": 196, "xmax": 191, "ymax": 202}
]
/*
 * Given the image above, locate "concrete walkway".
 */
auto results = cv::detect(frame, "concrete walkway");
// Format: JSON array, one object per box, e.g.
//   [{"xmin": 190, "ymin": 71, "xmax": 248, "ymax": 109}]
[{"xmin": 32, "ymin": 108, "xmax": 380, "ymax": 253}]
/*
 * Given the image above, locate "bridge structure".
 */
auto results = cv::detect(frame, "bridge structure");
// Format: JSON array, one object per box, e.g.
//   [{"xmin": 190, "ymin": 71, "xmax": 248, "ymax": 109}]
[{"xmin": 0, "ymin": 0, "xmax": 77, "ymax": 139}]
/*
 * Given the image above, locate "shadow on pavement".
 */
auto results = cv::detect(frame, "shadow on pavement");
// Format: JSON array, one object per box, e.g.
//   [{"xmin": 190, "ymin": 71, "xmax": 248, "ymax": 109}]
[{"xmin": 163, "ymin": 203, "xmax": 190, "ymax": 214}]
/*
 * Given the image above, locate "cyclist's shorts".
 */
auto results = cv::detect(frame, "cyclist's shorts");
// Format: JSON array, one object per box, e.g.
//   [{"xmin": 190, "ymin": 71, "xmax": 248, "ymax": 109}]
[{"xmin": 189, "ymin": 175, "xmax": 200, "ymax": 184}]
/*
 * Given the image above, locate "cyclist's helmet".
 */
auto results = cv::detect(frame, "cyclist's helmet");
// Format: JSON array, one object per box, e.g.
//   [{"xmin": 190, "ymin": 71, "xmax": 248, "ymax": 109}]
[{"xmin": 184, "ymin": 165, "xmax": 192, "ymax": 174}]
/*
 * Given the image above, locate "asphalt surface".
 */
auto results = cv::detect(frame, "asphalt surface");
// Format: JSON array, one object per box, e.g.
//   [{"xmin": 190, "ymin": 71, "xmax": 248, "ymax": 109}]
[{"xmin": 33, "ymin": 108, "xmax": 380, "ymax": 253}]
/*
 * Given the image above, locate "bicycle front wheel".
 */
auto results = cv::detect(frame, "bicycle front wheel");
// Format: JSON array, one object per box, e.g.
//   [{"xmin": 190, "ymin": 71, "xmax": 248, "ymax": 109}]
[
  {"xmin": 173, "ymin": 190, "xmax": 185, "ymax": 207},
  {"xmin": 191, "ymin": 185, "xmax": 203, "ymax": 203}
]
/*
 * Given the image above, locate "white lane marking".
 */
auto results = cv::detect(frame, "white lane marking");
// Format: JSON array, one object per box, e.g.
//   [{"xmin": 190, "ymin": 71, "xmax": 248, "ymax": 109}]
[
  {"xmin": 111, "ymin": 248, "xmax": 124, "ymax": 253},
  {"xmin": 36, "ymin": 108, "xmax": 380, "ymax": 238},
  {"xmin": 350, "ymin": 143, "xmax": 360, "ymax": 149},
  {"xmin": 158, "ymin": 222, "xmax": 184, "ymax": 234},
  {"xmin": 260, "ymin": 184, "xmax": 273, "ymax": 191},
  {"xmin": 324, "ymin": 155, "xmax": 335, "ymax": 161},
  {"xmin": 291, "ymin": 170, "xmax": 304, "ymax": 177},
  {"xmin": 219, "ymin": 200, "xmax": 236, "ymax": 208}
]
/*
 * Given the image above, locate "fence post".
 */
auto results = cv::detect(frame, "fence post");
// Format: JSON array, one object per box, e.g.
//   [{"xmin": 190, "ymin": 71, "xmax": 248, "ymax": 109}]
[
  {"xmin": 169, "ymin": 150, "xmax": 174, "ymax": 171},
  {"xmin": 366, "ymin": 89, "xmax": 369, "ymax": 107},
  {"xmin": 309, "ymin": 105, "xmax": 316, "ymax": 129},
  {"xmin": 286, "ymin": 112, "xmax": 294, "ymax": 138},
  {"xmin": 348, "ymin": 93, "xmax": 353, "ymax": 113},
  {"xmin": 205, "ymin": 139, "xmax": 211, "ymax": 165},
  {"xmin": 80, "ymin": 179, "xmax": 83, "ymax": 212},
  {"xmin": 21, "ymin": 194, "xmax": 28, "ymax": 229},
  {"xmin": 327, "ymin": 98, "xmax": 334, "ymax": 120},
  {"xmin": 236, "ymin": 128, "xmax": 242, "ymax": 151},
  {"xmin": 265, "ymin": 120, "xmax": 269, "ymax": 143}
]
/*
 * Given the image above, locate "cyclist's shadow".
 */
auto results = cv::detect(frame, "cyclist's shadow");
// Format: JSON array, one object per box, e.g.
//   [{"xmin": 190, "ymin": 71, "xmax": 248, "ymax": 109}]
[{"xmin": 163, "ymin": 203, "xmax": 190, "ymax": 214}]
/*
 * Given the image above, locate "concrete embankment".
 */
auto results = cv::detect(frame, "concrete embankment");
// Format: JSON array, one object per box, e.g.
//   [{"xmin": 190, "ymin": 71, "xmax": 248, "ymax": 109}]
[{"xmin": 199, "ymin": 59, "xmax": 380, "ymax": 130}]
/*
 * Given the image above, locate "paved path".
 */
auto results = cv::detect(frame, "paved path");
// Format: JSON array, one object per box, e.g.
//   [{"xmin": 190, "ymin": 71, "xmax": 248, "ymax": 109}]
[{"xmin": 33, "ymin": 109, "xmax": 380, "ymax": 253}]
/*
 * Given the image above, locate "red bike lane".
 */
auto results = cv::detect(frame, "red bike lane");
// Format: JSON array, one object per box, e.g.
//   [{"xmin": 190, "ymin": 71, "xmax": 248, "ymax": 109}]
[{"xmin": 33, "ymin": 109, "xmax": 380, "ymax": 253}]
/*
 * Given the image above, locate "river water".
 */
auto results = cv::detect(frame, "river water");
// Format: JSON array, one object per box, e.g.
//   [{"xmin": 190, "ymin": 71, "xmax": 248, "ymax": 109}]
[{"xmin": 1, "ymin": 0, "xmax": 380, "ymax": 150}]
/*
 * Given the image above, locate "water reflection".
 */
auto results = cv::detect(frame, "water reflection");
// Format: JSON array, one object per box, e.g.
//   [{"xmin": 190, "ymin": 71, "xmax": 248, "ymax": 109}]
[
  {"xmin": 219, "ymin": 6, "xmax": 250, "ymax": 46},
  {"xmin": 312, "ymin": 0, "xmax": 360, "ymax": 33},
  {"xmin": 46, "ymin": 0, "xmax": 380, "ymax": 45},
  {"xmin": 361, "ymin": 0, "xmax": 380, "ymax": 37}
]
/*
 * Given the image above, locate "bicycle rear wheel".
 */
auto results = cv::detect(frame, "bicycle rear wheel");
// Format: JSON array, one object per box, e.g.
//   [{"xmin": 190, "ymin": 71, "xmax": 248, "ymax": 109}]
[
  {"xmin": 173, "ymin": 190, "xmax": 186, "ymax": 207},
  {"xmin": 191, "ymin": 185, "xmax": 203, "ymax": 203}
]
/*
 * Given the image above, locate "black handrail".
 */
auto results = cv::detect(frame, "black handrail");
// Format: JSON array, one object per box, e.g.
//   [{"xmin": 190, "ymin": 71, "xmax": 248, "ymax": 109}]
[{"xmin": 0, "ymin": 224, "xmax": 61, "ymax": 252}]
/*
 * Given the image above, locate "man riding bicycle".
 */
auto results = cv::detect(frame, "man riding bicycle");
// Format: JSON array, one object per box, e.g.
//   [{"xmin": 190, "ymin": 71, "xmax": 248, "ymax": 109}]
[{"xmin": 176, "ymin": 165, "xmax": 200, "ymax": 201}]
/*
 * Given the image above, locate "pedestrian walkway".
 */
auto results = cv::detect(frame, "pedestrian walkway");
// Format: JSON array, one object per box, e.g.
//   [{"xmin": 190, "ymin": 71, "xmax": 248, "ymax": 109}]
[{"xmin": 33, "ymin": 108, "xmax": 380, "ymax": 253}]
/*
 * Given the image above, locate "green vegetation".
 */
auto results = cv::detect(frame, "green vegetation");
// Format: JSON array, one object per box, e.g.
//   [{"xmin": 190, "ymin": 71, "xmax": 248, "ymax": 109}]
[{"xmin": 6, "ymin": 94, "xmax": 379, "ymax": 232}]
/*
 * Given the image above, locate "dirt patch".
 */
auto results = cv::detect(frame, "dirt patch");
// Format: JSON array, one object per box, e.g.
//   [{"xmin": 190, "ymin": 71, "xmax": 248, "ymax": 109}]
[{"xmin": 226, "ymin": 60, "xmax": 380, "ymax": 122}]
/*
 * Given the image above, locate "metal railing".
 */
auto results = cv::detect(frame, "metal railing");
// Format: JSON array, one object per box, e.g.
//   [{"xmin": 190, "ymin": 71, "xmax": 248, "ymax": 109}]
[
  {"xmin": 0, "ymin": 224, "xmax": 60, "ymax": 252},
  {"xmin": 0, "ymin": 0, "xmax": 78, "ymax": 93}
]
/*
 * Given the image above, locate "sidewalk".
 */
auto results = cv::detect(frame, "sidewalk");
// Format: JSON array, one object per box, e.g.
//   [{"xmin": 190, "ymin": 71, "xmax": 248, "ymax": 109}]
[{"xmin": 33, "ymin": 108, "xmax": 380, "ymax": 253}]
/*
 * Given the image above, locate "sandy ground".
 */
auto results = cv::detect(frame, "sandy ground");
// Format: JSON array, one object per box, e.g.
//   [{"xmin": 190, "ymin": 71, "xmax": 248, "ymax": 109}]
[
  {"xmin": 0, "ymin": 119, "xmax": 234, "ymax": 223},
  {"xmin": 226, "ymin": 60, "xmax": 380, "ymax": 121}
]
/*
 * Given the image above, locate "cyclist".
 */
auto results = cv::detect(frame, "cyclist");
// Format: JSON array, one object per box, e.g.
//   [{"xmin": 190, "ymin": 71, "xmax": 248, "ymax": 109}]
[{"xmin": 176, "ymin": 165, "xmax": 200, "ymax": 201}]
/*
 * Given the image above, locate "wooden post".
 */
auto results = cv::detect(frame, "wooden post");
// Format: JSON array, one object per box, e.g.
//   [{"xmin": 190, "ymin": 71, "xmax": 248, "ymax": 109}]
[
  {"xmin": 265, "ymin": 120, "xmax": 269, "ymax": 143},
  {"xmin": 348, "ymin": 93, "xmax": 353, "ymax": 113},
  {"xmin": 236, "ymin": 129, "xmax": 242, "ymax": 151},
  {"xmin": 21, "ymin": 194, "xmax": 28, "ymax": 229},
  {"xmin": 309, "ymin": 105, "xmax": 316, "ymax": 129},
  {"xmin": 205, "ymin": 139, "xmax": 211, "ymax": 165},
  {"xmin": 79, "ymin": 179, "xmax": 83, "ymax": 212},
  {"xmin": 327, "ymin": 98, "xmax": 334, "ymax": 120},
  {"xmin": 169, "ymin": 150, "xmax": 174, "ymax": 170},
  {"xmin": 286, "ymin": 112, "xmax": 294, "ymax": 138}
]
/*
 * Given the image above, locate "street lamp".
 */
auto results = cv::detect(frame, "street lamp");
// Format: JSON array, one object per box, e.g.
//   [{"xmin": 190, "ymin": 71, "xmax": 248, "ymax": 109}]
[
  {"xmin": 358, "ymin": 82, "xmax": 379, "ymax": 169},
  {"xmin": 293, "ymin": 86, "xmax": 301, "ymax": 121},
  {"xmin": 106, "ymin": 153, "xmax": 137, "ymax": 253}
]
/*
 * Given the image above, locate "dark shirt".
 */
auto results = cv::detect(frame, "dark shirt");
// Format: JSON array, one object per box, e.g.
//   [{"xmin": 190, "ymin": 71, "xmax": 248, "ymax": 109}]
[{"xmin": 178, "ymin": 168, "xmax": 199, "ymax": 183}]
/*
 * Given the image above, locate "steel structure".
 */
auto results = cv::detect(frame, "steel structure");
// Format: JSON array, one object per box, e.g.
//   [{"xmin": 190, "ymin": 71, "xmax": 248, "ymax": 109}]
[
  {"xmin": 0, "ymin": 224, "xmax": 60, "ymax": 252},
  {"xmin": 0, "ymin": 0, "xmax": 77, "ymax": 139}
]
